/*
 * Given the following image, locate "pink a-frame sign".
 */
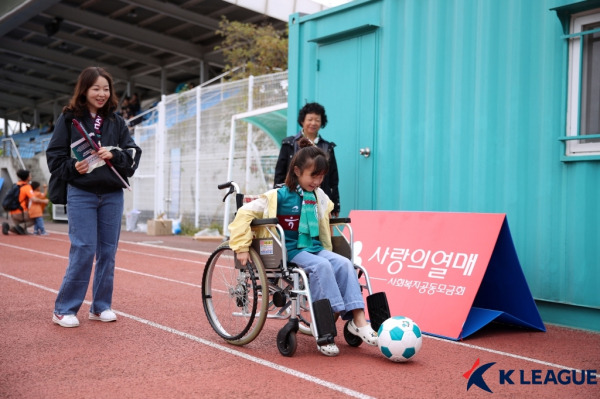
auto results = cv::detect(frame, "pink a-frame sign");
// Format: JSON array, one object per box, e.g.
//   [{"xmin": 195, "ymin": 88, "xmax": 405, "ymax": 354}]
[{"xmin": 349, "ymin": 211, "xmax": 545, "ymax": 340}]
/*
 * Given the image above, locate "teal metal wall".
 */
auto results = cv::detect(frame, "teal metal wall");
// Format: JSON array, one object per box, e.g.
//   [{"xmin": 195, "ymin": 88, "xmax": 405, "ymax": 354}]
[{"xmin": 288, "ymin": 0, "xmax": 600, "ymax": 331}]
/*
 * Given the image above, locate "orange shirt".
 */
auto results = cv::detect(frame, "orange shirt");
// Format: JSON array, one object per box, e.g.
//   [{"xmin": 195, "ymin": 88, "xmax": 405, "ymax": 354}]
[
  {"xmin": 29, "ymin": 191, "xmax": 47, "ymax": 219},
  {"xmin": 9, "ymin": 183, "xmax": 34, "ymax": 215}
]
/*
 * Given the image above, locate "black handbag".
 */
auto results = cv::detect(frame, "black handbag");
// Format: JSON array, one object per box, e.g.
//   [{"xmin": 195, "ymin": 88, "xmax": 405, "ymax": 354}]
[
  {"xmin": 48, "ymin": 173, "xmax": 68, "ymax": 205},
  {"xmin": 47, "ymin": 115, "xmax": 71, "ymax": 206}
]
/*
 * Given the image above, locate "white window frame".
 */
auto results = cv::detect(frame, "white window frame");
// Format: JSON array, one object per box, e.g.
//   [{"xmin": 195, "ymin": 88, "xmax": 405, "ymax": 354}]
[{"xmin": 566, "ymin": 11, "xmax": 600, "ymax": 156}]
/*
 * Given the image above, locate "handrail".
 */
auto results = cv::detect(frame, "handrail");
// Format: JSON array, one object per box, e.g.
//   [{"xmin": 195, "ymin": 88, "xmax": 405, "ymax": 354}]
[
  {"xmin": 125, "ymin": 106, "xmax": 156, "ymax": 126},
  {"xmin": 200, "ymin": 66, "xmax": 243, "ymax": 88},
  {"xmin": 1, "ymin": 137, "xmax": 26, "ymax": 169},
  {"xmin": 122, "ymin": 66, "xmax": 244, "ymax": 127},
  {"xmin": 39, "ymin": 136, "xmax": 52, "ymax": 152}
]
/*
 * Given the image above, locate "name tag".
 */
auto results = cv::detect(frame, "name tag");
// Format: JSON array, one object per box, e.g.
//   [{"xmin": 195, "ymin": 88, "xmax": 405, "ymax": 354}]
[{"xmin": 278, "ymin": 215, "xmax": 299, "ymax": 231}]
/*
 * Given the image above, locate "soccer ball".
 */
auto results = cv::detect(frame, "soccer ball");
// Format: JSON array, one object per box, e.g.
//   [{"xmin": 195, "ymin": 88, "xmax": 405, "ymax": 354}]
[{"xmin": 377, "ymin": 316, "xmax": 423, "ymax": 362}]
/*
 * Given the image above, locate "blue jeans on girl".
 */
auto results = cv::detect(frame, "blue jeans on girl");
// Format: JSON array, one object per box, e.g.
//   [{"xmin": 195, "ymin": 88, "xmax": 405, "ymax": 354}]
[
  {"xmin": 291, "ymin": 249, "xmax": 364, "ymax": 320},
  {"xmin": 33, "ymin": 216, "xmax": 46, "ymax": 234},
  {"xmin": 54, "ymin": 185, "xmax": 123, "ymax": 316}
]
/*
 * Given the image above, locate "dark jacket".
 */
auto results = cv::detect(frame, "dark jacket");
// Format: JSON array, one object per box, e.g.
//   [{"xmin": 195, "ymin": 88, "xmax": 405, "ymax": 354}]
[
  {"xmin": 46, "ymin": 111, "xmax": 142, "ymax": 194},
  {"xmin": 273, "ymin": 132, "xmax": 340, "ymax": 214}
]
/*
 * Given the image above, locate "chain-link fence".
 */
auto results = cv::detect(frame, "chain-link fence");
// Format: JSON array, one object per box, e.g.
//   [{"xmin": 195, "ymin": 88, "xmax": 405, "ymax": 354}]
[{"xmin": 128, "ymin": 71, "xmax": 288, "ymax": 233}]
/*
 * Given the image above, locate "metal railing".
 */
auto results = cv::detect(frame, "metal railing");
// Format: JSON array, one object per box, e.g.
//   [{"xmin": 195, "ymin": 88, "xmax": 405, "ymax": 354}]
[{"xmin": 1, "ymin": 137, "xmax": 26, "ymax": 170}]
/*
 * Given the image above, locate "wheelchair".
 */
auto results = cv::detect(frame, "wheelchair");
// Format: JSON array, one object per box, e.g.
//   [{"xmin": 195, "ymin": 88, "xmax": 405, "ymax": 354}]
[{"xmin": 201, "ymin": 181, "xmax": 390, "ymax": 356}]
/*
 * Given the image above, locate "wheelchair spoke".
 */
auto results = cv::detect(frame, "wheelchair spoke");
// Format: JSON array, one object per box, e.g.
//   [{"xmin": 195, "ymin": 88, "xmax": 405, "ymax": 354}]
[{"xmin": 202, "ymin": 243, "xmax": 268, "ymax": 345}]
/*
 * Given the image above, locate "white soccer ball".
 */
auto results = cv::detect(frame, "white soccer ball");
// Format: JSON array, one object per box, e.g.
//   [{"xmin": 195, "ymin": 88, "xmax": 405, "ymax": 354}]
[{"xmin": 377, "ymin": 316, "xmax": 423, "ymax": 362}]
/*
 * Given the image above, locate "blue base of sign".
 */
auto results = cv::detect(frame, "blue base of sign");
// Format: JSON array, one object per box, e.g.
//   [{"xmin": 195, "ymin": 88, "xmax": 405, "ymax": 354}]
[{"xmin": 459, "ymin": 218, "xmax": 546, "ymax": 339}]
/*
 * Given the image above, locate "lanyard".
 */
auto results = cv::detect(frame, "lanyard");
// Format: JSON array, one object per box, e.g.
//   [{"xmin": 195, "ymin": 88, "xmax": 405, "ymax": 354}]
[{"xmin": 91, "ymin": 113, "xmax": 104, "ymax": 143}]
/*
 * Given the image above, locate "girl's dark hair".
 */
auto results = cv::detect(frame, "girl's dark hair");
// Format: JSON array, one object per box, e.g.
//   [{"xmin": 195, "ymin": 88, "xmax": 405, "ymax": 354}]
[
  {"xmin": 31, "ymin": 181, "xmax": 40, "ymax": 190},
  {"xmin": 297, "ymin": 102, "xmax": 328, "ymax": 129},
  {"xmin": 285, "ymin": 137, "xmax": 329, "ymax": 190},
  {"xmin": 64, "ymin": 67, "xmax": 118, "ymax": 118}
]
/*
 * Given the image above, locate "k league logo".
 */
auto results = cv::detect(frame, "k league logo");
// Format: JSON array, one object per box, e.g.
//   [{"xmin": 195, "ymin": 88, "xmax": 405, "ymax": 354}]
[
  {"xmin": 464, "ymin": 358, "xmax": 598, "ymax": 393},
  {"xmin": 464, "ymin": 358, "xmax": 495, "ymax": 393}
]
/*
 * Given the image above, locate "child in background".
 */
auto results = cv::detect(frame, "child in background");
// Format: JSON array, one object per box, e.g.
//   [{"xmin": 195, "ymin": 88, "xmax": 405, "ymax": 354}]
[
  {"xmin": 29, "ymin": 181, "xmax": 49, "ymax": 235},
  {"xmin": 228, "ymin": 137, "xmax": 378, "ymax": 357}
]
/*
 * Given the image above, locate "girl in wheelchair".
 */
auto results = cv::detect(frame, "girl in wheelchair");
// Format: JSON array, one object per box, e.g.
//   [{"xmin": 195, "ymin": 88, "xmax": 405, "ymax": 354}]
[{"xmin": 228, "ymin": 137, "xmax": 378, "ymax": 356}]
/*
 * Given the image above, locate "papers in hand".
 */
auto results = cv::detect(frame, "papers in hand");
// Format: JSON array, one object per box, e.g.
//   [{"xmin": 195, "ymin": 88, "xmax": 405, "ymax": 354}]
[
  {"xmin": 71, "ymin": 135, "xmax": 104, "ymax": 171},
  {"xmin": 71, "ymin": 118, "xmax": 131, "ymax": 190}
]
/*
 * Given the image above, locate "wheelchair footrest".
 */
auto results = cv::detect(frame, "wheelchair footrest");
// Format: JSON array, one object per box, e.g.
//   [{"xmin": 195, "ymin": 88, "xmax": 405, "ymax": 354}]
[
  {"xmin": 313, "ymin": 299, "xmax": 337, "ymax": 345},
  {"xmin": 367, "ymin": 291, "xmax": 391, "ymax": 332}
]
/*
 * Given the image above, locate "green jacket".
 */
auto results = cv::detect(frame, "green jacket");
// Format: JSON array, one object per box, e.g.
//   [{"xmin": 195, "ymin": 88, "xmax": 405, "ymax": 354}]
[{"xmin": 228, "ymin": 187, "xmax": 335, "ymax": 254}]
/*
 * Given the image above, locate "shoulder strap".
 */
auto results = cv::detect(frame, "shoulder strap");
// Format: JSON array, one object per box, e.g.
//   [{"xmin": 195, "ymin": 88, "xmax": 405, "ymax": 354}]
[{"xmin": 64, "ymin": 116, "xmax": 73, "ymax": 147}]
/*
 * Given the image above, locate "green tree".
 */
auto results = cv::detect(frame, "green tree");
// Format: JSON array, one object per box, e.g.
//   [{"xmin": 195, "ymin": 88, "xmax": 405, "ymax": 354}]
[{"xmin": 216, "ymin": 18, "xmax": 288, "ymax": 80}]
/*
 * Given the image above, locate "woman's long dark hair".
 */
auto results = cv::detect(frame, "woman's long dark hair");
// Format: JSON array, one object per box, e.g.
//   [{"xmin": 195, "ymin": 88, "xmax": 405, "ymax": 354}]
[
  {"xmin": 285, "ymin": 137, "xmax": 329, "ymax": 190},
  {"xmin": 63, "ymin": 66, "xmax": 118, "ymax": 119}
]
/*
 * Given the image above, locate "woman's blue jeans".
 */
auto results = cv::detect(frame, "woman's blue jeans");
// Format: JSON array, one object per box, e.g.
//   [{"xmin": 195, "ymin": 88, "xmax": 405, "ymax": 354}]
[
  {"xmin": 54, "ymin": 185, "xmax": 123, "ymax": 316},
  {"xmin": 291, "ymin": 249, "xmax": 364, "ymax": 320}
]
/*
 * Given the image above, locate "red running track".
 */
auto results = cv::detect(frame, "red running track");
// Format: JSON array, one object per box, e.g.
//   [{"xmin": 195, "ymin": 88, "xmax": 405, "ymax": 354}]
[{"xmin": 1, "ymin": 221, "xmax": 598, "ymax": 399}]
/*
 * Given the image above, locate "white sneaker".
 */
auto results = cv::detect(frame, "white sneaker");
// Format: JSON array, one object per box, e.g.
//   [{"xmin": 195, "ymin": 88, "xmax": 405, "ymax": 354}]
[
  {"xmin": 348, "ymin": 320, "xmax": 378, "ymax": 346},
  {"xmin": 53, "ymin": 314, "xmax": 80, "ymax": 328},
  {"xmin": 317, "ymin": 342, "xmax": 340, "ymax": 357},
  {"xmin": 89, "ymin": 309, "xmax": 117, "ymax": 322}
]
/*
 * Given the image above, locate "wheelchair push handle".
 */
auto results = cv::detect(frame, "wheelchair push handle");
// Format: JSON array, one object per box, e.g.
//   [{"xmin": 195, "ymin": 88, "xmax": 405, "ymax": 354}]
[
  {"xmin": 217, "ymin": 181, "xmax": 236, "ymax": 190},
  {"xmin": 250, "ymin": 218, "xmax": 279, "ymax": 226},
  {"xmin": 330, "ymin": 217, "xmax": 351, "ymax": 224},
  {"xmin": 217, "ymin": 181, "xmax": 244, "ymax": 210}
]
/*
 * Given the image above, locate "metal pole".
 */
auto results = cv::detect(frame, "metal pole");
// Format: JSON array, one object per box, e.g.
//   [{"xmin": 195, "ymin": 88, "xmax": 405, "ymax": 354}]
[
  {"xmin": 224, "ymin": 115, "xmax": 237, "ymax": 236},
  {"xmin": 155, "ymin": 94, "xmax": 166, "ymax": 218},
  {"xmin": 244, "ymin": 75, "xmax": 254, "ymax": 193},
  {"xmin": 195, "ymin": 85, "xmax": 201, "ymax": 228}
]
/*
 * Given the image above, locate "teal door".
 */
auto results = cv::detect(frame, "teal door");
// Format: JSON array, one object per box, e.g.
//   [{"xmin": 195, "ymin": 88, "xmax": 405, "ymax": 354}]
[{"xmin": 315, "ymin": 32, "xmax": 377, "ymax": 214}]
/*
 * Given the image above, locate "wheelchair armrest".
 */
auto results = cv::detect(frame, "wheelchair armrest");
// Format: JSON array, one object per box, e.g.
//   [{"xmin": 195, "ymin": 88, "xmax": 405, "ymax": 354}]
[
  {"xmin": 330, "ymin": 217, "xmax": 351, "ymax": 224},
  {"xmin": 250, "ymin": 218, "xmax": 279, "ymax": 226}
]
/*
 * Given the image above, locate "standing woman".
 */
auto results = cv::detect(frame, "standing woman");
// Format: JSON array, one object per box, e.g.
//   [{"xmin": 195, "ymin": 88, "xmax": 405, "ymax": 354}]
[
  {"xmin": 274, "ymin": 102, "xmax": 340, "ymax": 216},
  {"xmin": 47, "ymin": 67, "xmax": 142, "ymax": 328}
]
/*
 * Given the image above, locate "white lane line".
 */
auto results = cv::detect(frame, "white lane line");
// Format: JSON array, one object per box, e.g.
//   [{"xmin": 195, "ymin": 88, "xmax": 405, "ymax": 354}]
[
  {"xmin": 117, "ymin": 268, "xmax": 202, "ymax": 288},
  {"xmin": 118, "ymin": 244, "xmax": 212, "ymax": 257},
  {"xmin": 46, "ymin": 229, "xmax": 214, "ymax": 256},
  {"xmin": 117, "ymin": 248, "xmax": 209, "ymax": 264},
  {"xmin": 0, "ymin": 243, "xmax": 594, "ymax": 376},
  {"xmin": 0, "ymin": 272, "xmax": 374, "ymax": 399},
  {"xmin": 0, "ymin": 243, "xmax": 68, "ymax": 259},
  {"xmin": 426, "ymin": 335, "xmax": 591, "ymax": 375},
  {"xmin": 0, "ymin": 241, "xmax": 205, "ymax": 284}
]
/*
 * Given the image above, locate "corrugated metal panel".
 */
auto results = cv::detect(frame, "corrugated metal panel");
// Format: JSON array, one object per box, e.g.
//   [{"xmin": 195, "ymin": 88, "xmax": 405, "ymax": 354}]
[{"xmin": 289, "ymin": 0, "xmax": 600, "ymax": 314}]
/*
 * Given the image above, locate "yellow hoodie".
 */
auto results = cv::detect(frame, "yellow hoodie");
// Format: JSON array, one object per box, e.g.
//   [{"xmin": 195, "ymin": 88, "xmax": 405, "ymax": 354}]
[{"xmin": 228, "ymin": 187, "xmax": 335, "ymax": 254}]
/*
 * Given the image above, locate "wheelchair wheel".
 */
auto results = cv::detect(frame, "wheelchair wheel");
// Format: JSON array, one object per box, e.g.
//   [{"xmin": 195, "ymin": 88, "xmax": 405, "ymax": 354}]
[
  {"xmin": 202, "ymin": 242, "xmax": 269, "ymax": 345},
  {"xmin": 276, "ymin": 328, "xmax": 298, "ymax": 357},
  {"xmin": 343, "ymin": 320, "xmax": 363, "ymax": 347},
  {"xmin": 263, "ymin": 274, "xmax": 313, "ymax": 336}
]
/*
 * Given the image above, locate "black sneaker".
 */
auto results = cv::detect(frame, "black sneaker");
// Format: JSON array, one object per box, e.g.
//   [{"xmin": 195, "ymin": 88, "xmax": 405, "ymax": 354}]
[
  {"xmin": 2, "ymin": 222, "xmax": 9, "ymax": 235},
  {"xmin": 13, "ymin": 225, "xmax": 26, "ymax": 235}
]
